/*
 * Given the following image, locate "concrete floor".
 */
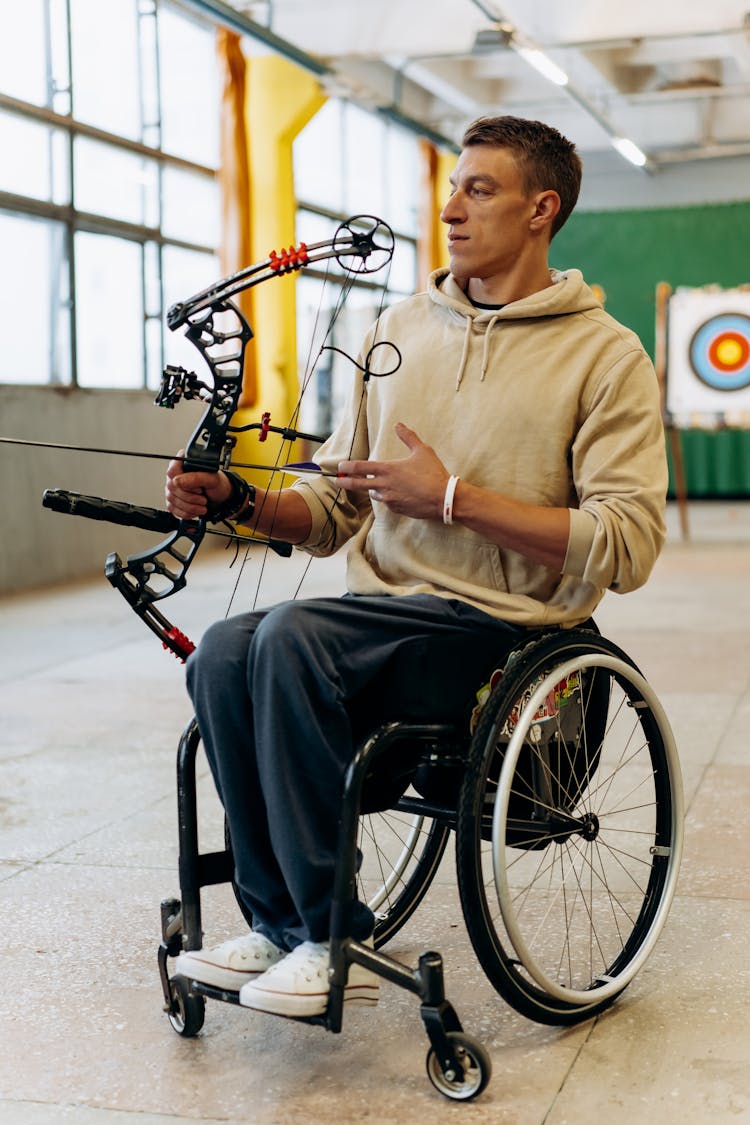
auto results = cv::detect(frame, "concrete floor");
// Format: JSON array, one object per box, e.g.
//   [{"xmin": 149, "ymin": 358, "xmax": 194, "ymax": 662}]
[{"xmin": 1, "ymin": 500, "xmax": 749, "ymax": 1124}]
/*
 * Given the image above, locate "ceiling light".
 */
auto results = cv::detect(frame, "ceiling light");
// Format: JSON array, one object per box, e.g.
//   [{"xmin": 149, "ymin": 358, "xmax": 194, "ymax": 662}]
[
  {"xmin": 513, "ymin": 46, "xmax": 569, "ymax": 87},
  {"xmin": 610, "ymin": 136, "xmax": 648, "ymax": 167}
]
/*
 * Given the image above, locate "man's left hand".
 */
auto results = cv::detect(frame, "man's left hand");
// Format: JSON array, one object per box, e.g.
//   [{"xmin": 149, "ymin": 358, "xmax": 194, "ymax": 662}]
[{"xmin": 337, "ymin": 423, "xmax": 450, "ymax": 520}]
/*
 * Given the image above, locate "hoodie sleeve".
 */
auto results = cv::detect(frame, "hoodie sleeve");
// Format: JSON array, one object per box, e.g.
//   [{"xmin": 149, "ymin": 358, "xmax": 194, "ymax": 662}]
[{"xmin": 562, "ymin": 347, "xmax": 668, "ymax": 594}]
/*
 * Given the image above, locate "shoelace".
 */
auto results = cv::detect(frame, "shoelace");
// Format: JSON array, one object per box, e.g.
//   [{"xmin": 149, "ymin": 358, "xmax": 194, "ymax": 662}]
[{"xmin": 271, "ymin": 942, "xmax": 329, "ymax": 982}]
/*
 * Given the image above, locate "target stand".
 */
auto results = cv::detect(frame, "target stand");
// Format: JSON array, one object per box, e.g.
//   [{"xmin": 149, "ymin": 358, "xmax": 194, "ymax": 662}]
[{"xmin": 655, "ymin": 282, "xmax": 750, "ymax": 540}]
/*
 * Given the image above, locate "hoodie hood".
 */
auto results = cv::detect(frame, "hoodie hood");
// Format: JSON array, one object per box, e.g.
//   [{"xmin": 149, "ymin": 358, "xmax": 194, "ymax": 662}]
[
  {"xmin": 428, "ymin": 266, "xmax": 603, "ymax": 319},
  {"xmin": 427, "ymin": 267, "xmax": 606, "ymax": 389}
]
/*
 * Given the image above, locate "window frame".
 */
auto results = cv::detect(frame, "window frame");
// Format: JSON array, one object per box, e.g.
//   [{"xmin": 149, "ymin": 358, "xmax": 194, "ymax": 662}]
[{"xmin": 0, "ymin": 0, "xmax": 219, "ymax": 390}]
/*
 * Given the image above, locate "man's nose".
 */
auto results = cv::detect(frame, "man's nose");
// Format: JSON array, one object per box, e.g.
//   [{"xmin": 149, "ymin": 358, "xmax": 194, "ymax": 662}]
[{"xmin": 440, "ymin": 193, "xmax": 464, "ymax": 224}]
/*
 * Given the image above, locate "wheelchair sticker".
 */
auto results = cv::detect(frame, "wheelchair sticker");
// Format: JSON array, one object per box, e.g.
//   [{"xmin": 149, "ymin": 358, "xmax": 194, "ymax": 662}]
[{"xmin": 470, "ymin": 668, "xmax": 581, "ymax": 736}]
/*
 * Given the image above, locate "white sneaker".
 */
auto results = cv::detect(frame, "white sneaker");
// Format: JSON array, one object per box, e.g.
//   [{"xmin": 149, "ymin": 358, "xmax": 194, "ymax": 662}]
[
  {"xmin": 174, "ymin": 931, "xmax": 285, "ymax": 991},
  {"xmin": 239, "ymin": 939, "xmax": 379, "ymax": 1017}
]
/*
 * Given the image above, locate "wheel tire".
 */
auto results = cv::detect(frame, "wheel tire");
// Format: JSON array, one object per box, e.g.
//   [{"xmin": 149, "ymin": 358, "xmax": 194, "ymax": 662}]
[
  {"xmin": 425, "ymin": 1031, "xmax": 492, "ymax": 1101},
  {"xmin": 167, "ymin": 975, "xmax": 205, "ymax": 1037},
  {"xmin": 359, "ymin": 808, "xmax": 450, "ymax": 948},
  {"xmin": 229, "ymin": 805, "xmax": 448, "ymax": 950},
  {"xmin": 456, "ymin": 630, "xmax": 683, "ymax": 1025}
]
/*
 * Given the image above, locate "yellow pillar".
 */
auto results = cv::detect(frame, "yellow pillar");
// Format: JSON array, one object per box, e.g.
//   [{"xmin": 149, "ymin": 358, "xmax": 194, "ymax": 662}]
[
  {"xmin": 232, "ymin": 54, "xmax": 326, "ymax": 474},
  {"xmin": 433, "ymin": 149, "xmax": 456, "ymax": 272},
  {"xmin": 417, "ymin": 140, "xmax": 456, "ymax": 285}
]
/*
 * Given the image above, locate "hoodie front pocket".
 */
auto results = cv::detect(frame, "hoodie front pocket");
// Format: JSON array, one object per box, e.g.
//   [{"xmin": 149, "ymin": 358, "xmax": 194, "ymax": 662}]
[{"xmin": 364, "ymin": 517, "xmax": 511, "ymax": 596}]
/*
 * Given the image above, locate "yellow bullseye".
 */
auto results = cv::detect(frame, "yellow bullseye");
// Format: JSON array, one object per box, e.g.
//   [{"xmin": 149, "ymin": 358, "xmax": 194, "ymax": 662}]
[
  {"xmin": 708, "ymin": 330, "xmax": 749, "ymax": 372},
  {"xmin": 715, "ymin": 338, "xmax": 743, "ymax": 366}
]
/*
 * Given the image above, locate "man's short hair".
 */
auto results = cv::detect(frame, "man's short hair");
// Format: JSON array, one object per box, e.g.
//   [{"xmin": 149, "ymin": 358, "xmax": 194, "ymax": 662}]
[{"xmin": 461, "ymin": 116, "xmax": 582, "ymax": 237}]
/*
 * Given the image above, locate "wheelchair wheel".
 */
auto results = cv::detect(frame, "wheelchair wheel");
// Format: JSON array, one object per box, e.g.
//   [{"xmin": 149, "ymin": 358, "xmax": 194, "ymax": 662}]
[
  {"xmin": 168, "ymin": 974, "xmax": 205, "ymax": 1037},
  {"xmin": 456, "ymin": 630, "xmax": 683, "ymax": 1026},
  {"xmin": 358, "ymin": 808, "xmax": 450, "ymax": 948},
  {"xmin": 228, "ymin": 809, "xmax": 449, "ymax": 949},
  {"xmin": 425, "ymin": 1030, "xmax": 492, "ymax": 1101}
]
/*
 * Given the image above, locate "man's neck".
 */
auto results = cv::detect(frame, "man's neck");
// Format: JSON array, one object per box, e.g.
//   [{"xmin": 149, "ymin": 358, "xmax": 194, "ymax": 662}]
[{"xmin": 467, "ymin": 267, "xmax": 554, "ymax": 306}]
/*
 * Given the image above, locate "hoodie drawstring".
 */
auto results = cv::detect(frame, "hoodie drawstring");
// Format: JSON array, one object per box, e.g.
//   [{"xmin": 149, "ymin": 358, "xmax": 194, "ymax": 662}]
[
  {"xmin": 480, "ymin": 315, "xmax": 500, "ymax": 382},
  {"xmin": 454, "ymin": 316, "xmax": 473, "ymax": 390},
  {"xmin": 455, "ymin": 314, "xmax": 501, "ymax": 389}
]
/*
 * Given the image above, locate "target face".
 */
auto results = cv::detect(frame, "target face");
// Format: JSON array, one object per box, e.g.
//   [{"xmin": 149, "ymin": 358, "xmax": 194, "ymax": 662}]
[
  {"xmin": 689, "ymin": 314, "xmax": 750, "ymax": 391},
  {"xmin": 666, "ymin": 289, "xmax": 750, "ymax": 424}
]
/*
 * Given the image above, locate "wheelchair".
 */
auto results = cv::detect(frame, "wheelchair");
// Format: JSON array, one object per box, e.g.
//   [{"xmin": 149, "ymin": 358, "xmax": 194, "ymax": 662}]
[{"xmin": 158, "ymin": 624, "xmax": 684, "ymax": 1102}]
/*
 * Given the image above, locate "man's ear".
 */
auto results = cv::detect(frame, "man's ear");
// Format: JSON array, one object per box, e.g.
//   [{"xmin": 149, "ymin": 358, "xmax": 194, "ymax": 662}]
[{"xmin": 530, "ymin": 190, "xmax": 561, "ymax": 234}]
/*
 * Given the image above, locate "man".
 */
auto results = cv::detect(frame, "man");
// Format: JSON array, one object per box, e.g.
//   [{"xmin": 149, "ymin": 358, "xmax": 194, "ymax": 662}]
[{"xmin": 164, "ymin": 115, "xmax": 667, "ymax": 1019}]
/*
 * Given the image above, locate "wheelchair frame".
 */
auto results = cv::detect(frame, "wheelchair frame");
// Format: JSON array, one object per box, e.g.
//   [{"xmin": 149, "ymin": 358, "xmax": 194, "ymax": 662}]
[{"xmin": 158, "ymin": 627, "xmax": 684, "ymax": 1103}]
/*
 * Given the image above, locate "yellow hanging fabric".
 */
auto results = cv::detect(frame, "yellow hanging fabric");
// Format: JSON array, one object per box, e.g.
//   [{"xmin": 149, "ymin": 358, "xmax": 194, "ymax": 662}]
[
  {"xmin": 417, "ymin": 138, "xmax": 454, "ymax": 287},
  {"xmin": 217, "ymin": 27, "xmax": 257, "ymax": 406}
]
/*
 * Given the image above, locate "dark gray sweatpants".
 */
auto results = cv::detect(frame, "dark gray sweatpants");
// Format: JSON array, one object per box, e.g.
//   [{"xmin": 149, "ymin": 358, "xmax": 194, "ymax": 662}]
[{"xmin": 186, "ymin": 592, "xmax": 523, "ymax": 951}]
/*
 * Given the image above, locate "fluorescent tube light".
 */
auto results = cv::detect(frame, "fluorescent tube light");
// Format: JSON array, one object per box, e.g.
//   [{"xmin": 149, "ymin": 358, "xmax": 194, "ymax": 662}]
[
  {"xmin": 611, "ymin": 136, "xmax": 648, "ymax": 167},
  {"xmin": 514, "ymin": 47, "xmax": 569, "ymax": 87}
]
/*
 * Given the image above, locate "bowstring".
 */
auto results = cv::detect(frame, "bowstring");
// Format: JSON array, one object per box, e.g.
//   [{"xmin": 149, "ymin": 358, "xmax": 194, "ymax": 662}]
[{"xmin": 222, "ymin": 243, "xmax": 394, "ymax": 617}]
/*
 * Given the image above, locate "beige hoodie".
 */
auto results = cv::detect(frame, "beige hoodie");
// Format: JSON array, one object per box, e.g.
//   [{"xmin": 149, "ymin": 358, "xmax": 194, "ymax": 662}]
[{"xmin": 292, "ymin": 268, "xmax": 667, "ymax": 627}]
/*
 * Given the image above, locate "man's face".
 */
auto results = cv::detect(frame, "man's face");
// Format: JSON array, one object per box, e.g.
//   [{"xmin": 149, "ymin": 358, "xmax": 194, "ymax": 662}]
[{"xmin": 440, "ymin": 145, "xmax": 541, "ymax": 282}]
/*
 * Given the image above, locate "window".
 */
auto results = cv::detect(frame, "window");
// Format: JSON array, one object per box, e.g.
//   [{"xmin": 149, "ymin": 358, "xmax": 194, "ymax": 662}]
[
  {"xmin": 0, "ymin": 0, "xmax": 220, "ymax": 389},
  {"xmin": 294, "ymin": 101, "xmax": 420, "ymax": 435}
]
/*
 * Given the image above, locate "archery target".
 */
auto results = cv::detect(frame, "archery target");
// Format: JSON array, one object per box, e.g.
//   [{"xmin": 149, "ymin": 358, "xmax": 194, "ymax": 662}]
[
  {"xmin": 666, "ymin": 288, "xmax": 750, "ymax": 425},
  {"xmin": 690, "ymin": 314, "xmax": 750, "ymax": 390}
]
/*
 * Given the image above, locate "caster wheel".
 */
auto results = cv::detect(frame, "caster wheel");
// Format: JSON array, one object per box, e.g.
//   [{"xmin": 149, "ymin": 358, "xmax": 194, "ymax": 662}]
[
  {"xmin": 167, "ymin": 975, "xmax": 205, "ymax": 1037},
  {"xmin": 425, "ymin": 1030, "xmax": 491, "ymax": 1101}
]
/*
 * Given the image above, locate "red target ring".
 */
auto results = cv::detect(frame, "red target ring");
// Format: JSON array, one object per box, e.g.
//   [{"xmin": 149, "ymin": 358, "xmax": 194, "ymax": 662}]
[{"xmin": 690, "ymin": 314, "xmax": 750, "ymax": 391}]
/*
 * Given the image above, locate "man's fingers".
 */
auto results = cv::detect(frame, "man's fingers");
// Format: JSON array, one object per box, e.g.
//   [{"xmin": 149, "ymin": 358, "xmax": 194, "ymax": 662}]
[{"xmin": 394, "ymin": 421, "xmax": 427, "ymax": 451}]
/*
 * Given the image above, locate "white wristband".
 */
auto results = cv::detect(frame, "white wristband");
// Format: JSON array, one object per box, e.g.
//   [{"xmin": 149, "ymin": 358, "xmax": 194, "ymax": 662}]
[{"xmin": 443, "ymin": 475, "xmax": 460, "ymax": 525}]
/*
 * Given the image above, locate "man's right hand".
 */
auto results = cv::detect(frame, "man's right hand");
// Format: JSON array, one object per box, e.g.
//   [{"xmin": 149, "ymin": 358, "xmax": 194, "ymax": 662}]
[{"xmin": 165, "ymin": 451, "xmax": 230, "ymax": 521}]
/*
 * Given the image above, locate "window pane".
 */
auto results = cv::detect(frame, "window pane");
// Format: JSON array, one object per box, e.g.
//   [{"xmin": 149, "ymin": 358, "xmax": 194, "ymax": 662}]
[
  {"xmin": 385, "ymin": 125, "xmax": 419, "ymax": 235},
  {"xmin": 388, "ymin": 237, "xmax": 417, "ymax": 295},
  {"xmin": 294, "ymin": 101, "xmax": 344, "ymax": 212},
  {"xmin": 75, "ymin": 232, "xmax": 144, "ymax": 388},
  {"xmin": 343, "ymin": 105, "xmax": 385, "ymax": 219},
  {"xmin": 139, "ymin": 2, "xmax": 160, "ymax": 149},
  {"xmin": 144, "ymin": 241, "xmax": 163, "ymax": 389},
  {"xmin": 0, "ymin": 0, "xmax": 48, "ymax": 105},
  {"xmin": 162, "ymin": 167, "xmax": 219, "ymax": 247},
  {"xmin": 0, "ymin": 111, "xmax": 69, "ymax": 204},
  {"xmin": 49, "ymin": 0, "xmax": 72, "ymax": 115},
  {"xmin": 70, "ymin": 0, "xmax": 141, "ymax": 139},
  {"xmin": 74, "ymin": 137, "xmax": 159, "ymax": 226},
  {"xmin": 0, "ymin": 213, "xmax": 70, "ymax": 384},
  {"xmin": 159, "ymin": 6, "xmax": 219, "ymax": 166},
  {"xmin": 296, "ymin": 209, "xmax": 336, "ymax": 249}
]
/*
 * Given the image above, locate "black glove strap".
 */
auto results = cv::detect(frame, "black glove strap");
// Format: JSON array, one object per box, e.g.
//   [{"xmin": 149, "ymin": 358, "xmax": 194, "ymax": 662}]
[{"xmin": 207, "ymin": 471, "xmax": 256, "ymax": 524}]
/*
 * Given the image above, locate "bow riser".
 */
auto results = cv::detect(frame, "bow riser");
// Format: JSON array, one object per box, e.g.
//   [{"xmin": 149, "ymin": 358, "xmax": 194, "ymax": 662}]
[{"xmin": 179, "ymin": 300, "xmax": 252, "ymax": 474}]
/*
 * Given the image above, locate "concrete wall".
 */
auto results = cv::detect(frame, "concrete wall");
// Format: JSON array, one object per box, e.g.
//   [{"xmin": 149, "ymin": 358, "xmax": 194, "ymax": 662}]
[{"xmin": 0, "ymin": 384, "xmax": 212, "ymax": 594}]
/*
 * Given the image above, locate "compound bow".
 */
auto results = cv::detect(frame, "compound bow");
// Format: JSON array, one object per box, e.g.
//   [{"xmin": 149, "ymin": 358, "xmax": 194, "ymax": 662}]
[{"xmin": 41, "ymin": 214, "xmax": 395, "ymax": 661}]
